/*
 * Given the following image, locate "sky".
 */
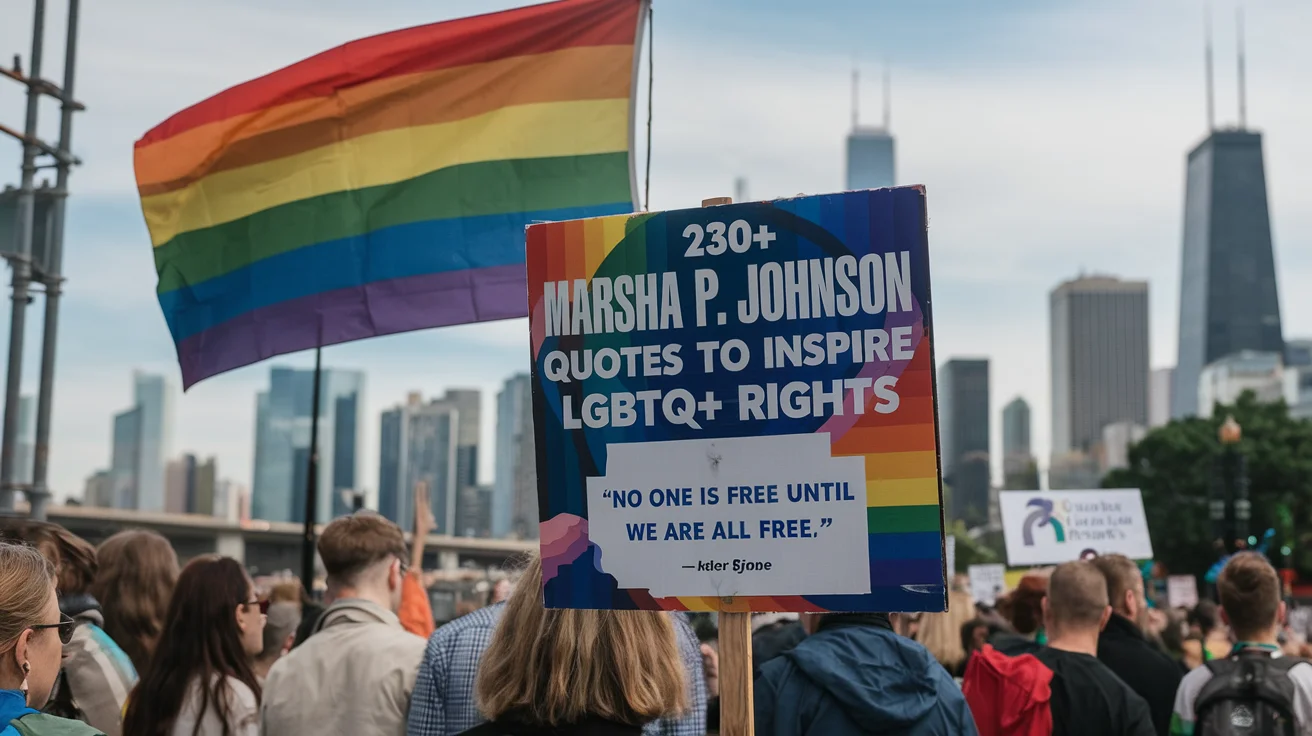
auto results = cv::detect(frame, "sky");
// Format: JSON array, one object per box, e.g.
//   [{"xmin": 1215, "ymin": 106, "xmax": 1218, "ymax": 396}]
[{"xmin": 1, "ymin": 0, "xmax": 1310, "ymax": 505}]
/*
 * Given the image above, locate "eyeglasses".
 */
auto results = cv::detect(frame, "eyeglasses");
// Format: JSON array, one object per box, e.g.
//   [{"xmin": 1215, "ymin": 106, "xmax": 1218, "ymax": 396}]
[
  {"xmin": 30, "ymin": 614, "xmax": 76, "ymax": 645},
  {"xmin": 245, "ymin": 599, "xmax": 271, "ymax": 615}
]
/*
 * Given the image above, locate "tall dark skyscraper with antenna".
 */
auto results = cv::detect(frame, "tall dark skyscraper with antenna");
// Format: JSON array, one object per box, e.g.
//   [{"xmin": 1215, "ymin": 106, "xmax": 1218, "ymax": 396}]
[
  {"xmin": 1172, "ymin": 11, "xmax": 1283, "ymax": 418},
  {"xmin": 846, "ymin": 65, "xmax": 895, "ymax": 189}
]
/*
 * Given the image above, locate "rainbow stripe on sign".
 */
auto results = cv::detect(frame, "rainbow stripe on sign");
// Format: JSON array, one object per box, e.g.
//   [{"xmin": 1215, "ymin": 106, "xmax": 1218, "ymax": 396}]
[
  {"xmin": 135, "ymin": 0, "xmax": 646, "ymax": 388},
  {"xmin": 528, "ymin": 188, "xmax": 947, "ymax": 613}
]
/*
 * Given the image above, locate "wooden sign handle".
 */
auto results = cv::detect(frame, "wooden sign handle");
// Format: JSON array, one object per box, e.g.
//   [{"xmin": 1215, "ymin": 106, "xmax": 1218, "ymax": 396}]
[
  {"xmin": 717, "ymin": 610, "xmax": 754, "ymax": 736},
  {"xmin": 699, "ymin": 196, "xmax": 754, "ymax": 736}
]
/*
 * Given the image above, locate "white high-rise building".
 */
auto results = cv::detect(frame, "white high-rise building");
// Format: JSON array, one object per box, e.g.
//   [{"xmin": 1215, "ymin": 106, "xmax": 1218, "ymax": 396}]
[{"xmin": 107, "ymin": 372, "xmax": 174, "ymax": 511}]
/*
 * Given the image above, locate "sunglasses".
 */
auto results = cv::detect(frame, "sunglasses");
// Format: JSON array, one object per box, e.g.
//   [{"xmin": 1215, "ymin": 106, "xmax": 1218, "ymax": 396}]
[
  {"xmin": 31, "ymin": 614, "xmax": 76, "ymax": 645},
  {"xmin": 245, "ymin": 599, "xmax": 271, "ymax": 615}
]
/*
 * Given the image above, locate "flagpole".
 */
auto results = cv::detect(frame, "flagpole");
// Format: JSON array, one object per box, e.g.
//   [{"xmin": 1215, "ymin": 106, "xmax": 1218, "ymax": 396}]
[{"xmin": 301, "ymin": 345, "xmax": 322, "ymax": 596}]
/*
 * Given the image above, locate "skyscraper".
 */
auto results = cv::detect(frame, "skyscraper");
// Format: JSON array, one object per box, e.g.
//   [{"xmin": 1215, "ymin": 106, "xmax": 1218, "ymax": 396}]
[
  {"xmin": 437, "ymin": 389, "xmax": 483, "ymax": 536},
  {"xmin": 1001, "ymin": 397, "xmax": 1038, "ymax": 491},
  {"xmin": 378, "ymin": 393, "xmax": 460, "ymax": 534},
  {"xmin": 1173, "ymin": 22, "xmax": 1283, "ymax": 417},
  {"xmin": 845, "ymin": 66, "xmax": 895, "ymax": 190},
  {"xmin": 251, "ymin": 366, "xmax": 363, "ymax": 523},
  {"xmin": 165, "ymin": 453, "xmax": 217, "ymax": 515},
  {"xmin": 939, "ymin": 358, "xmax": 989, "ymax": 527},
  {"xmin": 1149, "ymin": 367, "xmax": 1175, "ymax": 428},
  {"xmin": 1050, "ymin": 276, "xmax": 1149, "ymax": 456},
  {"xmin": 108, "ymin": 371, "xmax": 173, "ymax": 511},
  {"xmin": 494, "ymin": 374, "xmax": 537, "ymax": 539},
  {"xmin": 1001, "ymin": 398, "xmax": 1030, "ymax": 459}
]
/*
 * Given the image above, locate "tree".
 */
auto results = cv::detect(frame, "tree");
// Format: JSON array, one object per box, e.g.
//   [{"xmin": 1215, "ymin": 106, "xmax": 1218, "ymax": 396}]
[
  {"xmin": 1103, "ymin": 392, "xmax": 1312, "ymax": 577},
  {"xmin": 946, "ymin": 519, "xmax": 1004, "ymax": 571}
]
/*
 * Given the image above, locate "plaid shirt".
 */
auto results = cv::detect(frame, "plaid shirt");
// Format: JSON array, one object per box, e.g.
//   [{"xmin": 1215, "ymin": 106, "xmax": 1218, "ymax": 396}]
[{"xmin": 406, "ymin": 603, "xmax": 707, "ymax": 736}]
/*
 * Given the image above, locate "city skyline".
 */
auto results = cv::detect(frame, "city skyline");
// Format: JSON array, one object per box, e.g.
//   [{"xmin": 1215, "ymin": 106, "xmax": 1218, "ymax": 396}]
[{"xmin": 3, "ymin": 1, "xmax": 1312, "ymax": 502}]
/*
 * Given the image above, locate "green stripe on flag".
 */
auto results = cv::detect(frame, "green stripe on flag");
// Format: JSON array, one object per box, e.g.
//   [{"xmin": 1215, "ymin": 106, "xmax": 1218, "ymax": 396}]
[{"xmin": 155, "ymin": 151, "xmax": 632, "ymax": 294}]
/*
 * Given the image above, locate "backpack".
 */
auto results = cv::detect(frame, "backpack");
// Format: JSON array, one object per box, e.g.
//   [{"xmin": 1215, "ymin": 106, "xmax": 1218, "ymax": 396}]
[
  {"xmin": 962, "ymin": 645, "xmax": 1053, "ymax": 736},
  {"xmin": 1194, "ymin": 650, "xmax": 1305, "ymax": 736}
]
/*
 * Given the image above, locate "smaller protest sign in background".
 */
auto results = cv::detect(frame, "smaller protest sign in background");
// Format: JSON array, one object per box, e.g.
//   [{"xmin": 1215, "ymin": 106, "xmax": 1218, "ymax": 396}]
[
  {"xmin": 527, "ymin": 188, "xmax": 945, "ymax": 612},
  {"xmin": 1166, "ymin": 575, "xmax": 1199, "ymax": 610},
  {"xmin": 999, "ymin": 489, "xmax": 1153, "ymax": 566},
  {"xmin": 968, "ymin": 564, "xmax": 1006, "ymax": 607}
]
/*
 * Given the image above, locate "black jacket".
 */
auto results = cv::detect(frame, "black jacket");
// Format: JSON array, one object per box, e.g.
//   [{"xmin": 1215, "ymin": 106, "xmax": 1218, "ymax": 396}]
[
  {"xmin": 1096, "ymin": 613, "xmax": 1184, "ymax": 736},
  {"xmin": 458, "ymin": 717, "xmax": 642, "ymax": 736}
]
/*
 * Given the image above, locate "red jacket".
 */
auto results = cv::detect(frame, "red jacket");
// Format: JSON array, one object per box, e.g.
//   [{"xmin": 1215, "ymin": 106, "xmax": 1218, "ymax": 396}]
[{"xmin": 963, "ymin": 645, "xmax": 1054, "ymax": 736}]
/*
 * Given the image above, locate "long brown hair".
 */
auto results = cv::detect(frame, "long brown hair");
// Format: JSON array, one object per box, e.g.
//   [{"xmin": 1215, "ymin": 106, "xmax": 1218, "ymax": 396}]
[
  {"xmin": 1, "ymin": 520, "xmax": 97, "ymax": 597},
  {"xmin": 476, "ymin": 555, "xmax": 685, "ymax": 727},
  {"xmin": 91, "ymin": 530, "xmax": 179, "ymax": 672},
  {"xmin": 123, "ymin": 556, "xmax": 261, "ymax": 736},
  {"xmin": 0, "ymin": 542, "xmax": 55, "ymax": 650}
]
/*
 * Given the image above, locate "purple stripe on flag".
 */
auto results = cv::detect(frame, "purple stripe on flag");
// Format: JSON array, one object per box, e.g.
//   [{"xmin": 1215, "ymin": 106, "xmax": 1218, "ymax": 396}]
[{"xmin": 175, "ymin": 263, "xmax": 528, "ymax": 389}]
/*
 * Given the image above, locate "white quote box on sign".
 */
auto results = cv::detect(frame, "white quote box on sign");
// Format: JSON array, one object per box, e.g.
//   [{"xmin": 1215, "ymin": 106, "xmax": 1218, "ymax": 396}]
[{"xmin": 587, "ymin": 432, "xmax": 871, "ymax": 599}]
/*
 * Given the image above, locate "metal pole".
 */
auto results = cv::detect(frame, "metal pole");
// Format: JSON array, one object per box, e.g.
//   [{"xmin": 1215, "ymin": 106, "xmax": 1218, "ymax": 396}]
[
  {"xmin": 29, "ymin": 0, "xmax": 79, "ymax": 522},
  {"xmin": 1, "ymin": 0, "xmax": 47, "ymax": 512},
  {"xmin": 300, "ymin": 346, "xmax": 322, "ymax": 596}
]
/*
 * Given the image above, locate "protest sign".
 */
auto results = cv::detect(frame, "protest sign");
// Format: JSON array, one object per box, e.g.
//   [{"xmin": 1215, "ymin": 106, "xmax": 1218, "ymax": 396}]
[
  {"xmin": 527, "ymin": 188, "xmax": 945, "ymax": 612},
  {"xmin": 999, "ymin": 489, "xmax": 1153, "ymax": 566},
  {"xmin": 1166, "ymin": 575, "xmax": 1199, "ymax": 609},
  {"xmin": 968, "ymin": 563, "xmax": 1006, "ymax": 606}
]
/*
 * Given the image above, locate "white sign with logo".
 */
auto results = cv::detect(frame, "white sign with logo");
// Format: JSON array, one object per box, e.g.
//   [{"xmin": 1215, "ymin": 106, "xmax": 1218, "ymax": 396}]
[
  {"xmin": 999, "ymin": 489, "xmax": 1153, "ymax": 566},
  {"xmin": 968, "ymin": 563, "xmax": 1006, "ymax": 606},
  {"xmin": 1166, "ymin": 575, "xmax": 1199, "ymax": 609}
]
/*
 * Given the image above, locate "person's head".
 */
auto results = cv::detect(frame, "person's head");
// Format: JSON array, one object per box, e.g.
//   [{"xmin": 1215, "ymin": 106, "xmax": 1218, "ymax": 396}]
[
  {"xmin": 476, "ymin": 555, "xmax": 685, "ymax": 727},
  {"xmin": 1188, "ymin": 599, "xmax": 1219, "ymax": 638},
  {"xmin": 1008, "ymin": 574, "xmax": 1049, "ymax": 636},
  {"xmin": 254, "ymin": 602, "xmax": 299, "ymax": 677},
  {"xmin": 1042, "ymin": 561, "xmax": 1112, "ymax": 640},
  {"xmin": 1, "ymin": 520, "xmax": 98, "ymax": 599},
  {"xmin": 488, "ymin": 578, "xmax": 512, "ymax": 606},
  {"xmin": 916, "ymin": 590, "xmax": 973, "ymax": 671},
  {"xmin": 0, "ymin": 542, "xmax": 68, "ymax": 707},
  {"xmin": 267, "ymin": 581, "xmax": 306, "ymax": 609},
  {"xmin": 91, "ymin": 529, "xmax": 179, "ymax": 673},
  {"xmin": 123, "ymin": 556, "xmax": 263, "ymax": 735},
  {"xmin": 317, "ymin": 512, "xmax": 407, "ymax": 612},
  {"xmin": 960, "ymin": 618, "xmax": 989, "ymax": 655},
  {"xmin": 1217, "ymin": 551, "xmax": 1285, "ymax": 642},
  {"xmin": 1091, "ymin": 554, "xmax": 1148, "ymax": 629}
]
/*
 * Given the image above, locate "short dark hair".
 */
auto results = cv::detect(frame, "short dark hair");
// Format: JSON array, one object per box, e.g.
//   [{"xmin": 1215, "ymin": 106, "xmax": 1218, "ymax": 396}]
[
  {"xmin": 317, "ymin": 512, "xmax": 407, "ymax": 584},
  {"xmin": 1046, "ymin": 561, "xmax": 1109, "ymax": 631},
  {"xmin": 1091, "ymin": 554, "xmax": 1142, "ymax": 616},
  {"xmin": 1217, "ymin": 552, "xmax": 1281, "ymax": 640},
  {"xmin": 1188, "ymin": 599, "xmax": 1219, "ymax": 635}
]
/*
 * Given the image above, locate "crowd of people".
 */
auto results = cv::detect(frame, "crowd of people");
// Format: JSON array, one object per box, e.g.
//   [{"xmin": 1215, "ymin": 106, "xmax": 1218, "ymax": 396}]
[{"xmin": 1, "ymin": 512, "xmax": 1310, "ymax": 735}]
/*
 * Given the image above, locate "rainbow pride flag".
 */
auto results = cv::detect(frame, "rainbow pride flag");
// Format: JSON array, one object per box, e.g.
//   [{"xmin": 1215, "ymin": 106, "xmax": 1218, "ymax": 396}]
[{"xmin": 135, "ymin": 0, "xmax": 647, "ymax": 388}]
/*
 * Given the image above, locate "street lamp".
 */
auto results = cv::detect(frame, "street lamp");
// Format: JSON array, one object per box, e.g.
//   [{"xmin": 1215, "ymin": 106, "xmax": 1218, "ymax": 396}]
[{"xmin": 1216, "ymin": 415, "xmax": 1250, "ymax": 553}]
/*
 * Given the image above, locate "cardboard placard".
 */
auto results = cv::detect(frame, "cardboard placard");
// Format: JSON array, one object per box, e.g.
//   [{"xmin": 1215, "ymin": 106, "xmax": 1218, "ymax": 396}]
[
  {"xmin": 999, "ymin": 489, "xmax": 1153, "ymax": 566},
  {"xmin": 1166, "ymin": 575, "xmax": 1199, "ymax": 610},
  {"xmin": 526, "ymin": 188, "xmax": 946, "ymax": 612},
  {"xmin": 968, "ymin": 563, "xmax": 1006, "ymax": 607}
]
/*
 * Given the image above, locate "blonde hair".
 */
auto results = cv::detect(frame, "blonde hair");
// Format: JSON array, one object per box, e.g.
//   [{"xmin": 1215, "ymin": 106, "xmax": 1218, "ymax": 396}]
[
  {"xmin": 0, "ymin": 542, "xmax": 56, "ymax": 651},
  {"xmin": 917, "ymin": 590, "xmax": 973, "ymax": 671},
  {"xmin": 91, "ymin": 530, "xmax": 179, "ymax": 673},
  {"xmin": 476, "ymin": 555, "xmax": 686, "ymax": 727}
]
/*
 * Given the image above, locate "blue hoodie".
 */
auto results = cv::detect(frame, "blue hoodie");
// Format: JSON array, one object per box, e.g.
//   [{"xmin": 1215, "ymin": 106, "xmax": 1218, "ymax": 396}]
[{"xmin": 754, "ymin": 616, "xmax": 977, "ymax": 736}]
